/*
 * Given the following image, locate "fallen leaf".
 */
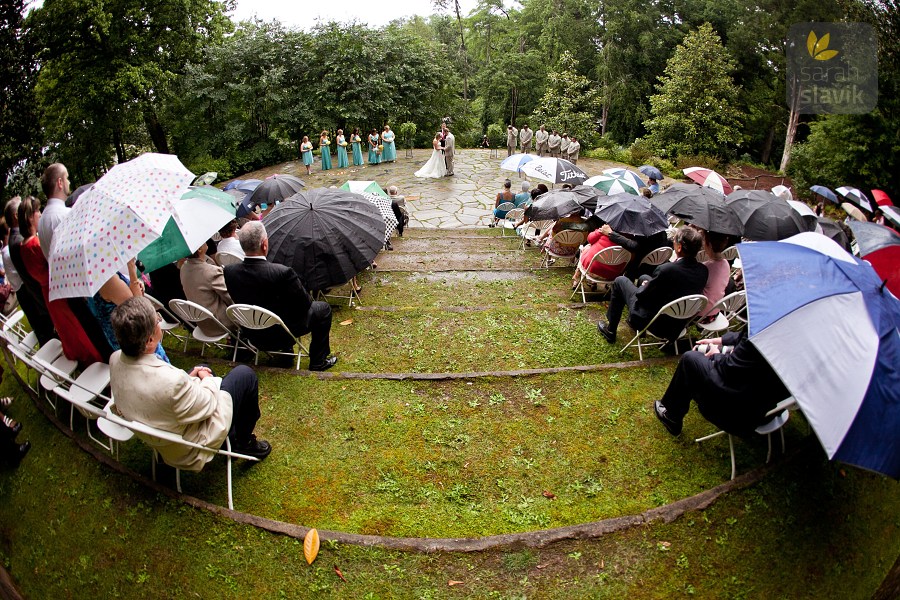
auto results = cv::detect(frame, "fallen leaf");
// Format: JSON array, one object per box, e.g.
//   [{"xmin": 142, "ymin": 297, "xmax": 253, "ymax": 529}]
[
  {"xmin": 340, "ymin": 319, "xmax": 353, "ymax": 326},
  {"xmin": 334, "ymin": 565, "xmax": 346, "ymax": 582},
  {"xmin": 542, "ymin": 490, "xmax": 556, "ymax": 500},
  {"xmin": 448, "ymin": 580, "xmax": 464, "ymax": 586},
  {"xmin": 536, "ymin": 564, "xmax": 548, "ymax": 569},
  {"xmin": 304, "ymin": 528, "xmax": 320, "ymax": 564},
  {"xmin": 600, "ymin": 559, "xmax": 605, "ymax": 569},
  {"xmin": 658, "ymin": 541, "xmax": 671, "ymax": 548}
]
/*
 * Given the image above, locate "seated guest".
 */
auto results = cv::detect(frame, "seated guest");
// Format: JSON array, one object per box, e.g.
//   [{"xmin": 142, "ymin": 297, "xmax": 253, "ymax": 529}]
[
  {"xmin": 387, "ymin": 185, "xmax": 408, "ymax": 242},
  {"xmin": 109, "ymin": 297, "xmax": 271, "ymax": 466},
  {"xmin": 223, "ymin": 221, "xmax": 337, "ymax": 371},
  {"xmin": 699, "ymin": 230, "xmax": 731, "ymax": 320},
  {"xmin": 537, "ymin": 209, "xmax": 590, "ymax": 259},
  {"xmin": 214, "ymin": 220, "xmax": 244, "ymax": 261},
  {"xmin": 599, "ymin": 223, "xmax": 671, "ymax": 281},
  {"xmin": 514, "ymin": 181, "xmax": 531, "ymax": 207},
  {"xmin": 180, "ymin": 242, "xmax": 235, "ymax": 336},
  {"xmin": 653, "ymin": 331, "xmax": 790, "ymax": 437},
  {"xmin": 597, "ymin": 226, "xmax": 708, "ymax": 344},
  {"xmin": 572, "ymin": 227, "xmax": 628, "ymax": 288},
  {"xmin": 491, "ymin": 179, "xmax": 516, "ymax": 226}
]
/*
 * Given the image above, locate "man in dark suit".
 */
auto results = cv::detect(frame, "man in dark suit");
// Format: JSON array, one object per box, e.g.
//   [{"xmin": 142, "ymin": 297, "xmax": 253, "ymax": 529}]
[
  {"xmin": 653, "ymin": 331, "xmax": 790, "ymax": 436},
  {"xmin": 597, "ymin": 226, "xmax": 708, "ymax": 344},
  {"xmin": 223, "ymin": 221, "xmax": 337, "ymax": 371}
]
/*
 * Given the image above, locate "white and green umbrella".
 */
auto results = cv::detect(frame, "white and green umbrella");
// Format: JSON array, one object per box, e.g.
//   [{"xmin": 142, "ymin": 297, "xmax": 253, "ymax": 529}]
[
  {"xmin": 602, "ymin": 167, "xmax": 647, "ymax": 190},
  {"xmin": 584, "ymin": 174, "xmax": 642, "ymax": 196},
  {"xmin": 341, "ymin": 180, "xmax": 389, "ymax": 198}
]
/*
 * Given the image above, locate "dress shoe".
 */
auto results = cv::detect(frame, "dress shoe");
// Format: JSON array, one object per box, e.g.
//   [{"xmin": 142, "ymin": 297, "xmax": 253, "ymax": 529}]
[
  {"xmin": 654, "ymin": 400, "xmax": 682, "ymax": 436},
  {"xmin": 11, "ymin": 441, "xmax": 30, "ymax": 466},
  {"xmin": 237, "ymin": 436, "xmax": 272, "ymax": 460},
  {"xmin": 1, "ymin": 418, "xmax": 22, "ymax": 439},
  {"xmin": 384, "ymin": 241, "xmax": 394, "ymax": 251},
  {"xmin": 310, "ymin": 356, "xmax": 338, "ymax": 372},
  {"xmin": 597, "ymin": 321, "xmax": 616, "ymax": 344}
]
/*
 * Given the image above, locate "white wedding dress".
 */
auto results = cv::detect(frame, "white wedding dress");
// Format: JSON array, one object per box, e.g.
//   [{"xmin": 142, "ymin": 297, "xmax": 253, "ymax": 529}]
[{"xmin": 415, "ymin": 142, "xmax": 447, "ymax": 178}]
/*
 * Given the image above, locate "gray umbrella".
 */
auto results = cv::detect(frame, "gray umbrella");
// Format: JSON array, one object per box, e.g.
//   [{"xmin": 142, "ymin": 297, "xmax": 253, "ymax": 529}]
[
  {"xmin": 725, "ymin": 190, "xmax": 809, "ymax": 241},
  {"xmin": 652, "ymin": 185, "xmax": 742, "ymax": 235},
  {"xmin": 526, "ymin": 187, "xmax": 593, "ymax": 220},
  {"xmin": 246, "ymin": 174, "xmax": 306, "ymax": 209}
]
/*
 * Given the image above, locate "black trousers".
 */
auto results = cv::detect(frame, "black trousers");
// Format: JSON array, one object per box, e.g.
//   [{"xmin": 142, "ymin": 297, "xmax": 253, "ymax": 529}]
[
  {"xmin": 390, "ymin": 201, "xmax": 404, "ymax": 236},
  {"xmin": 304, "ymin": 300, "xmax": 332, "ymax": 367},
  {"xmin": 605, "ymin": 276, "xmax": 640, "ymax": 330},
  {"xmin": 220, "ymin": 365, "xmax": 261, "ymax": 446}
]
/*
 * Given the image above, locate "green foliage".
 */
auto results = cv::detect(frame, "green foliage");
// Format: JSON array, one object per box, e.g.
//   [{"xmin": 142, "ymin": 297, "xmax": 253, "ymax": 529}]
[
  {"xmin": 398, "ymin": 122, "xmax": 417, "ymax": 148},
  {"xmin": 486, "ymin": 123, "xmax": 505, "ymax": 148},
  {"xmin": 644, "ymin": 23, "xmax": 743, "ymax": 160},
  {"xmin": 532, "ymin": 51, "xmax": 602, "ymax": 147}
]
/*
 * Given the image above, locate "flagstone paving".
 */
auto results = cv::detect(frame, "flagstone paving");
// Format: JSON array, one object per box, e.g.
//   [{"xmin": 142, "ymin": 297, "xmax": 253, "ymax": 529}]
[{"xmin": 231, "ymin": 149, "xmax": 652, "ymax": 229}]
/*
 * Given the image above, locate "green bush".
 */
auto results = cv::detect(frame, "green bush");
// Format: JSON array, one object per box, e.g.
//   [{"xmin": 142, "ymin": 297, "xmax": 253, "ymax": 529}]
[
  {"xmin": 487, "ymin": 123, "xmax": 505, "ymax": 148},
  {"xmin": 187, "ymin": 156, "xmax": 234, "ymax": 182},
  {"xmin": 398, "ymin": 122, "xmax": 417, "ymax": 149},
  {"xmin": 675, "ymin": 153, "xmax": 721, "ymax": 170}
]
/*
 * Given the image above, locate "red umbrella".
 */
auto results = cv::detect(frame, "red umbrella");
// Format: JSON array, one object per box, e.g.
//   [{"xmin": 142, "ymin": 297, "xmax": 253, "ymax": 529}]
[
  {"xmin": 682, "ymin": 167, "xmax": 733, "ymax": 195},
  {"xmin": 848, "ymin": 221, "xmax": 900, "ymax": 298},
  {"xmin": 871, "ymin": 189, "xmax": 893, "ymax": 207}
]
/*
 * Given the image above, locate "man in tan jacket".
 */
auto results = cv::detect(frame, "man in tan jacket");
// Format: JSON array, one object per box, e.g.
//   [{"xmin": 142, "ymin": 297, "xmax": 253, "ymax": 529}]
[{"xmin": 109, "ymin": 296, "xmax": 271, "ymax": 470}]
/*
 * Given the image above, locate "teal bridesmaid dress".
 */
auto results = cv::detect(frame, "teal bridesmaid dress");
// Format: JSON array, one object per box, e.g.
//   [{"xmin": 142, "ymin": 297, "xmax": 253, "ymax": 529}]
[
  {"xmin": 352, "ymin": 135, "xmax": 364, "ymax": 165},
  {"xmin": 336, "ymin": 135, "xmax": 349, "ymax": 168},
  {"xmin": 382, "ymin": 130, "xmax": 396, "ymax": 162},
  {"xmin": 301, "ymin": 142, "xmax": 313, "ymax": 167},
  {"xmin": 320, "ymin": 138, "xmax": 332, "ymax": 170},
  {"xmin": 368, "ymin": 134, "xmax": 380, "ymax": 164}
]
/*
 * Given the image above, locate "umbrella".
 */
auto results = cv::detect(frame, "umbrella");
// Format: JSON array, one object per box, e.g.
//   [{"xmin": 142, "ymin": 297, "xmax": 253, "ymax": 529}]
[
  {"xmin": 500, "ymin": 153, "xmax": 536, "ymax": 173},
  {"xmin": 816, "ymin": 216, "xmax": 851, "ymax": 251},
  {"xmin": 193, "ymin": 171, "xmax": 217, "ymax": 186},
  {"xmin": 526, "ymin": 189, "xmax": 585, "ymax": 221},
  {"xmin": 739, "ymin": 232, "xmax": 900, "ymax": 478},
  {"xmin": 360, "ymin": 191, "xmax": 398, "ymax": 245},
  {"xmin": 837, "ymin": 186, "xmax": 873, "ymax": 212},
  {"xmin": 639, "ymin": 165, "xmax": 664, "ymax": 181},
  {"xmin": 787, "ymin": 200, "xmax": 819, "ymax": 232},
  {"xmin": 842, "ymin": 202, "xmax": 867, "ymax": 222},
  {"xmin": 138, "ymin": 186, "xmax": 239, "ymax": 272},
  {"xmin": 726, "ymin": 189, "xmax": 808, "ymax": 240},
  {"xmin": 247, "ymin": 174, "xmax": 306, "ymax": 209},
  {"xmin": 771, "ymin": 184, "xmax": 793, "ymax": 200},
  {"xmin": 65, "ymin": 183, "xmax": 93, "ymax": 207},
  {"xmin": 593, "ymin": 193, "xmax": 668, "ymax": 237},
  {"xmin": 682, "ymin": 166, "xmax": 732, "ymax": 195},
  {"xmin": 520, "ymin": 157, "xmax": 587, "ymax": 185},
  {"xmin": 810, "ymin": 185, "xmax": 840, "ymax": 205},
  {"xmin": 602, "ymin": 167, "xmax": 646, "ymax": 189},
  {"xmin": 263, "ymin": 188, "xmax": 386, "ymax": 291},
  {"xmin": 222, "ymin": 179, "xmax": 247, "ymax": 191},
  {"xmin": 872, "ymin": 189, "xmax": 893, "ymax": 207},
  {"xmin": 48, "ymin": 152, "xmax": 195, "ymax": 300},
  {"xmin": 652, "ymin": 186, "xmax": 742, "ymax": 236},
  {"xmin": 584, "ymin": 174, "xmax": 641, "ymax": 196},
  {"xmin": 847, "ymin": 221, "xmax": 900, "ymax": 298},
  {"xmin": 340, "ymin": 180, "xmax": 389, "ymax": 198},
  {"xmin": 881, "ymin": 205, "xmax": 900, "ymax": 228}
]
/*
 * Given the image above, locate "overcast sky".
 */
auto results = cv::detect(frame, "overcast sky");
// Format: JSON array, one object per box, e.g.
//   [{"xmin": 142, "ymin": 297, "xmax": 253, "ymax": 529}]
[{"xmin": 231, "ymin": 0, "xmax": 479, "ymax": 30}]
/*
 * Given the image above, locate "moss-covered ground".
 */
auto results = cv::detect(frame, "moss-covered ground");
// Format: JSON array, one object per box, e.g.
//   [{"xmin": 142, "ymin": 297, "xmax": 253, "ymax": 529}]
[{"xmin": 0, "ymin": 229, "xmax": 898, "ymax": 598}]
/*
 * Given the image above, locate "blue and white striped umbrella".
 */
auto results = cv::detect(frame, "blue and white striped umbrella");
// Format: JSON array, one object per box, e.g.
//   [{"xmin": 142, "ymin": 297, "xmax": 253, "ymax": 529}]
[{"xmin": 740, "ymin": 232, "xmax": 900, "ymax": 478}]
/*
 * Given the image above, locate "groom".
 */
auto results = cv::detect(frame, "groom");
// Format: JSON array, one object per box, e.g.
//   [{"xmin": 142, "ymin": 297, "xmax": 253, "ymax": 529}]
[{"xmin": 441, "ymin": 122, "xmax": 455, "ymax": 176}]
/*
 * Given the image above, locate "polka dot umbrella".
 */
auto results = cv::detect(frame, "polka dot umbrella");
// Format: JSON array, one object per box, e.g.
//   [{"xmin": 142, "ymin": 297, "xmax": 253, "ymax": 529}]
[{"xmin": 48, "ymin": 152, "xmax": 195, "ymax": 301}]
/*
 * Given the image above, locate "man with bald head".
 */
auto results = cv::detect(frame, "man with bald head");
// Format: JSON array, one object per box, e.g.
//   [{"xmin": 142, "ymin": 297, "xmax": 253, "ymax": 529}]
[{"xmin": 37, "ymin": 163, "xmax": 71, "ymax": 259}]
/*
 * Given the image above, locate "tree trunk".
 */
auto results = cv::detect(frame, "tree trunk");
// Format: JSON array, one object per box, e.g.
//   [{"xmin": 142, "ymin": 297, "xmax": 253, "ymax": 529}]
[
  {"xmin": 453, "ymin": 0, "xmax": 469, "ymax": 100},
  {"xmin": 761, "ymin": 126, "xmax": 774, "ymax": 165},
  {"xmin": 874, "ymin": 552, "xmax": 900, "ymax": 600},
  {"xmin": 601, "ymin": 103, "xmax": 608, "ymax": 137},
  {"xmin": 113, "ymin": 127, "xmax": 126, "ymax": 164},
  {"xmin": 510, "ymin": 87, "xmax": 519, "ymax": 126},
  {"xmin": 144, "ymin": 109, "xmax": 170, "ymax": 155},
  {"xmin": 780, "ymin": 78, "xmax": 800, "ymax": 173}
]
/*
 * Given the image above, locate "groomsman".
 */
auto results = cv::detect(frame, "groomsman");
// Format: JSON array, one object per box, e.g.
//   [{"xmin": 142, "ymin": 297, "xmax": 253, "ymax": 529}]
[
  {"xmin": 535, "ymin": 125, "xmax": 549, "ymax": 157},
  {"xmin": 568, "ymin": 136, "xmax": 581, "ymax": 164},
  {"xmin": 548, "ymin": 130, "xmax": 561, "ymax": 157},
  {"xmin": 519, "ymin": 125, "xmax": 533, "ymax": 154},
  {"xmin": 506, "ymin": 124, "xmax": 518, "ymax": 156}
]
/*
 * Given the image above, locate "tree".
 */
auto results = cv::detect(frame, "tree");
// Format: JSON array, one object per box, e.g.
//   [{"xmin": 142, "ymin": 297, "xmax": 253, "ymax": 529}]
[
  {"xmin": 531, "ymin": 51, "xmax": 601, "ymax": 144},
  {"xmin": 644, "ymin": 23, "xmax": 743, "ymax": 159}
]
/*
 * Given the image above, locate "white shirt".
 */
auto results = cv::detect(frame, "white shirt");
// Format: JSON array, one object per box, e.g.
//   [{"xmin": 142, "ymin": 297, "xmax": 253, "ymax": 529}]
[
  {"xmin": 38, "ymin": 197, "xmax": 70, "ymax": 259},
  {"xmin": 215, "ymin": 236, "xmax": 245, "ymax": 259},
  {"xmin": 2, "ymin": 244, "xmax": 22, "ymax": 291}
]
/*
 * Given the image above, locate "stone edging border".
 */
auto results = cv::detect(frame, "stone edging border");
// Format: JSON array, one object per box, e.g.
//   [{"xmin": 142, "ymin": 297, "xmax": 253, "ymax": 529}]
[{"xmin": 3, "ymin": 346, "xmax": 804, "ymax": 553}]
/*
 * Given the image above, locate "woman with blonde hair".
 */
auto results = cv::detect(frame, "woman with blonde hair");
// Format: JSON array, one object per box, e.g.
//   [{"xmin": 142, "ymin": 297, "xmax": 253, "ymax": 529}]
[{"xmin": 319, "ymin": 130, "xmax": 332, "ymax": 171}]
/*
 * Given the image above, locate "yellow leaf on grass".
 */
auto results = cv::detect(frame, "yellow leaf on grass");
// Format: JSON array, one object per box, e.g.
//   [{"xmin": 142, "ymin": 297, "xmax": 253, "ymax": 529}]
[
  {"xmin": 340, "ymin": 319, "xmax": 354, "ymax": 326},
  {"xmin": 304, "ymin": 528, "xmax": 320, "ymax": 564}
]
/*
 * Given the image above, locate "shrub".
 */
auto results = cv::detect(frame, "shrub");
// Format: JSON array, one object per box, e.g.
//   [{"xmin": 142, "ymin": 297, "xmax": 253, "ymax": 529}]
[
  {"xmin": 675, "ymin": 154, "xmax": 721, "ymax": 170},
  {"xmin": 398, "ymin": 122, "xmax": 417, "ymax": 149},
  {"xmin": 187, "ymin": 156, "xmax": 234, "ymax": 182},
  {"xmin": 487, "ymin": 123, "xmax": 505, "ymax": 148}
]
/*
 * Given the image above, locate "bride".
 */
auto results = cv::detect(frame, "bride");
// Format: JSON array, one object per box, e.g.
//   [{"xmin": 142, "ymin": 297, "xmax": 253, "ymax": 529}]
[{"xmin": 414, "ymin": 132, "xmax": 447, "ymax": 178}]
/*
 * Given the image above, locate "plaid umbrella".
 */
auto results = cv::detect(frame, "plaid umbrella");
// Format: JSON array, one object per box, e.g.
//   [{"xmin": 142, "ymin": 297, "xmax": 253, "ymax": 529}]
[
  {"xmin": 584, "ymin": 174, "xmax": 641, "ymax": 196},
  {"xmin": 49, "ymin": 153, "xmax": 195, "ymax": 300},
  {"xmin": 682, "ymin": 167, "xmax": 732, "ymax": 195}
]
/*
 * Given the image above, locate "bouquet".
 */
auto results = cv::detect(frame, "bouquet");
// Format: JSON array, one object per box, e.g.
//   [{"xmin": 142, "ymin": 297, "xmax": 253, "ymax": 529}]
[{"xmin": 376, "ymin": 144, "xmax": 383, "ymax": 154}]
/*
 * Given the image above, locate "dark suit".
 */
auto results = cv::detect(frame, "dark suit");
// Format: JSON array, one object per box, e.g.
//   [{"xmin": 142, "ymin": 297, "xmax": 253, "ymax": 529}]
[
  {"xmin": 224, "ymin": 257, "xmax": 332, "ymax": 366},
  {"xmin": 660, "ymin": 331, "xmax": 790, "ymax": 436},
  {"xmin": 606, "ymin": 257, "xmax": 708, "ymax": 341},
  {"xmin": 7, "ymin": 228, "xmax": 55, "ymax": 345},
  {"xmin": 607, "ymin": 230, "xmax": 671, "ymax": 281}
]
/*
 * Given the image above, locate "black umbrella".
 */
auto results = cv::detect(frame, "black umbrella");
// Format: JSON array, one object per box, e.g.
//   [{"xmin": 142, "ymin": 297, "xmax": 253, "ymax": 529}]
[
  {"xmin": 651, "ymin": 185, "xmax": 741, "ymax": 235},
  {"xmin": 521, "ymin": 157, "xmax": 588, "ymax": 185},
  {"xmin": 815, "ymin": 217, "xmax": 851, "ymax": 251},
  {"xmin": 65, "ymin": 183, "xmax": 94, "ymax": 207},
  {"xmin": 725, "ymin": 190, "xmax": 808, "ymax": 241},
  {"xmin": 526, "ymin": 188, "xmax": 590, "ymax": 220},
  {"xmin": 247, "ymin": 174, "xmax": 306, "ymax": 209},
  {"xmin": 593, "ymin": 193, "xmax": 668, "ymax": 237},
  {"xmin": 263, "ymin": 188, "xmax": 385, "ymax": 291}
]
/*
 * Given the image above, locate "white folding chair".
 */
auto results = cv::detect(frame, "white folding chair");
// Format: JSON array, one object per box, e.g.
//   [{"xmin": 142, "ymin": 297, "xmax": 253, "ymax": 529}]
[
  {"xmin": 697, "ymin": 291, "xmax": 747, "ymax": 335},
  {"xmin": 145, "ymin": 294, "xmax": 189, "ymax": 350},
  {"xmin": 520, "ymin": 219, "xmax": 553, "ymax": 250},
  {"xmin": 168, "ymin": 299, "xmax": 248, "ymax": 358},
  {"xmin": 695, "ymin": 396, "xmax": 798, "ymax": 480},
  {"xmin": 215, "ymin": 251, "xmax": 243, "ymax": 267},
  {"xmin": 570, "ymin": 246, "xmax": 631, "ymax": 303},
  {"xmin": 102, "ymin": 403, "xmax": 259, "ymax": 510},
  {"xmin": 638, "ymin": 246, "xmax": 674, "ymax": 276},
  {"xmin": 501, "ymin": 208, "xmax": 525, "ymax": 237},
  {"xmin": 540, "ymin": 229, "xmax": 585, "ymax": 268},
  {"xmin": 317, "ymin": 282, "xmax": 361, "ymax": 308},
  {"xmin": 620, "ymin": 294, "xmax": 708, "ymax": 360},
  {"xmin": 493, "ymin": 202, "xmax": 515, "ymax": 228},
  {"xmin": 7, "ymin": 337, "xmax": 65, "ymax": 402},
  {"xmin": 225, "ymin": 304, "xmax": 308, "ymax": 369}
]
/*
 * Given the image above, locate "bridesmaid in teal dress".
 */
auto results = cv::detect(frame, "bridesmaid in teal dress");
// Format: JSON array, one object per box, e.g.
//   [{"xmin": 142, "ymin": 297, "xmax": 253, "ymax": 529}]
[
  {"xmin": 381, "ymin": 126, "xmax": 397, "ymax": 162},
  {"xmin": 300, "ymin": 136, "xmax": 314, "ymax": 175},
  {"xmin": 336, "ymin": 129, "xmax": 349, "ymax": 168},
  {"xmin": 351, "ymin": 128, "xmax": 364, "ymax": 166},
  {"xmin": 319, "ymin": 130, "xmax": 332, "ymax": 171},
  {"xmin": 367, "ymin": 129, "xmax": 381, "ymax": 164}
]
